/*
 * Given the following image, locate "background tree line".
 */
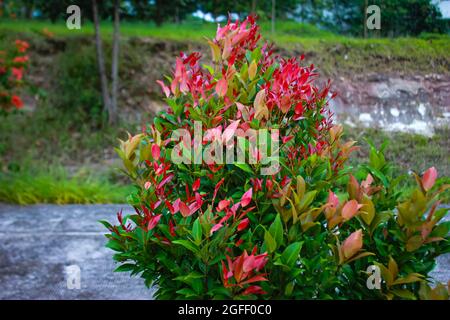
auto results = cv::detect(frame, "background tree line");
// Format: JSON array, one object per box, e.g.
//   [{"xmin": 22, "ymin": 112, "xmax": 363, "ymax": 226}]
[{"xmin": 1, "ymin": 0, "xmax": 448, "ymax": 37}]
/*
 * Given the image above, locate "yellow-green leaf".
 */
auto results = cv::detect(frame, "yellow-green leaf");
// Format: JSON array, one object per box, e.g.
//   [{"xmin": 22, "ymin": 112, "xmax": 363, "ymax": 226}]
[
  {"xmin": 248, "ymin": 60, "xmax": 257, "ymax": 80},
  {"xmin": 406, "ymin": 235, "xmax": 424, "ymax": 252}
]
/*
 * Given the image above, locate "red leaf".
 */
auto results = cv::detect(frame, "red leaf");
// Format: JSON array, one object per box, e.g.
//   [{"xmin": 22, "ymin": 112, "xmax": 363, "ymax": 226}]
[
  {"xmin": 213, "ymin": 178, "xmax": 225, "ymax": 202},
  {"xmin": 192, "ymin": 178, "xmax": 200, "ymax": 192},
  {"xmin": 240, "ymin": 275, "xmax": 268, "ymax": 285},
  {"xmin": 241, "ymin": 285, "xmax": 266, "ymax": 296},
  {"xmin": 237, "ymin": 218, "xmax": 249, "ymax": 231},
  {"xmin": 152, "ymin": 144, "xmax": 160, "ymax": 160},
  {"xmin": 169, "ymin": 220, "xmax": 176, "ymax": 237},
  {"xmin": 179, "ymin": 201, "xmax": 191, "ymax": 217},
  {"xmin": 11, "ymin": 95, "xmax": 23, "ymax": 109},
  {"xmin": 282, "ymin": 135, "xmax": 293, "ymax": 144},
  {"xmin": 233, "ymin": 254, "xmax": 245, "ymax": 283}
]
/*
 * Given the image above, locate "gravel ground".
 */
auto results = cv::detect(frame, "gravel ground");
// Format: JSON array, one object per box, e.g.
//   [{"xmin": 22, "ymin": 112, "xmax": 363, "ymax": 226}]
[{"xmin": 0, "ymin": 204, "xmax": 447, "ymax": 300}]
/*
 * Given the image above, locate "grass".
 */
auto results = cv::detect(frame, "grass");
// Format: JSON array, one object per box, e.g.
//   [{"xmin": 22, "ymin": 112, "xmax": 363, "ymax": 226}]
[
  {"xmin": 344, "ymin": 126, "xmax": 450, "ymax": 178},
  {"xmin": 2, "ymin": 18, "xmax": 448, "ymax": 76},
  {"xmin": 0, "ymin": 18, "xmax": 338, "ymax": 42},
  {"xmin": 0, "ymin": 166, "xmax": 134, "ymax": 205}
]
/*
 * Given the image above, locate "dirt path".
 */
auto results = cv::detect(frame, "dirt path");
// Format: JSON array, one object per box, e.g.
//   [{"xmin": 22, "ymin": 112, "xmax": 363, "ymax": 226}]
[{"xmin": 0, "ymin": 204, "xmax": 448, "ymax": 299}]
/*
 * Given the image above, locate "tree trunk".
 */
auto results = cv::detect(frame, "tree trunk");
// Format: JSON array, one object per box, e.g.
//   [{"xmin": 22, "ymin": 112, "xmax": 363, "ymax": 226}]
[
  {"xmin": 363, "ymin": 0, "xmax": 368, "ymax": 38},
  {"xmin": 251, "ymin": 0, "xmax": 257, "ymax": 14},
  {"xmin": 24, "ymin": 1, "xmax": 34, "ymax": 19},
  {"xmin": 92, "ymin": 0, "xmax": 111, "ymax": 123},
  {"xmin": 110, "ymin": 0, "xmax": 120, "ymax": 125},
  {"xmin": 271, "ymin": 0, "xmax": 276, "ymax": 34}
]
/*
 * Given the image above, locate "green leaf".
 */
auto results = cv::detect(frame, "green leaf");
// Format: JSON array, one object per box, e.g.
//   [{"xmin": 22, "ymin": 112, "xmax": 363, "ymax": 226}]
[
  {"xmin": 172, "ymin": 240, "xmax": 200, "ymax": 254},
  {"xmin": 269, "ymin": 214, "xmax": 283, "ymax": 248},
  {"xmin": 114, "ymin": 263, "xmax": 136, "ymax": 272},
  {"xmin": 281, "ymin": 242, "xmax": 303, "ymax": 267},
  {"xmin": 106, "ymin": 239, "xmax": 123, "ymax": 252},
  {"xmin": 391, "ymin": 289, "xmax": 417, "ymax": 300},
  {"xmin": 192, "ymin": 217, "xmax": 202, "ymax": 245},
  {"xmin": 264, "ymin": 230, "xmax": 277, "ymax": 253},
  {"xmin": 175, "ymin": 288, "xmax": 197, "ymax": 298},
  {"xmin": 430, "ymin": 221, "xmax": 450, "ymax": 238},
  {"xmin": 99, "ymin": 220, "xmax": 113, "ymax": 230},
  {"xmin": 345, "ymin": 251, "xmax": 375, "ymax": 264},
  {"xmin": 363, "ymin": 165, "xmax": 389, "ymax": 187},
  {"xmin": 284, "ymin": 281, "xmax": 295, "ymax": 297},
  {"xmin": 167, "ymin": 98, "xmax": 183, "ymax": 117},
  {"xmin": 297, "ymin": 190, "xmax": 317, "ymax": 212},
  {"xmin": 234, "ymin": 162, "xmax": 253, "ymax": 174},
  {"xmin": 392, "ymin": 273, "xmax": 424, "ymax": 286}
]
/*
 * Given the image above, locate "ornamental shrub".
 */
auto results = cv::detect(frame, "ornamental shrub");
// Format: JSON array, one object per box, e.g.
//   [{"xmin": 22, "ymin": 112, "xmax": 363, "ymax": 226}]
[
  {"xmin": 0, "ymin": 39, "xmax": 29, "ymax": 113},
  {"xmin": 104, "ymin": 16, "xmax": 450, "ymax": 300}
]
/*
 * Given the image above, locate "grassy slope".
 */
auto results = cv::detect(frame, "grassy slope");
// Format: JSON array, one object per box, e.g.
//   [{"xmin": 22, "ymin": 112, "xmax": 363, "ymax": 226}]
[{"xmin": 2, "ymin": 19, "xmax": 449, "ymax": 76}]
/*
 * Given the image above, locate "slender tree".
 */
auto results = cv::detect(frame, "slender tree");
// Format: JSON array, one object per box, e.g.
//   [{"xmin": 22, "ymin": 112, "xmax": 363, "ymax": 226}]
[
  {"xmin": 92, "ymin": 0, "xmax": 120, "ymax": 125},
  {"xmin": 271, "ymin": 0, "xmax": 276, "ymax": 34},
  {"xmin": 110, "ymin": 0, "xmax": 120, "ymax": 125},
  {"xmin": 92, "ymin": 0, "xmax": 111, "ymax": 122},
  {"xmin": 251, "ymin": 0, "xmax": 257, "ymax": 14}
]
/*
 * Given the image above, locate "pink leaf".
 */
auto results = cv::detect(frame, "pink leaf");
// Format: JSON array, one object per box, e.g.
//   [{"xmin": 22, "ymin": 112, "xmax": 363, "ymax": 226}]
[
  {"xmin": 342, "ymin": 229, "xmax": 363, "ymax": 259},
  {"xmin": 156, "ymin": 80, "xmax": 170, "ymax": 98},
  {"xmin": 210, "ymin": 223, "xmax": 223, "ymax": 235},
  {"xmin": 341, "ymin": 200, "xmax": 362, "ymax": 220},
  {"xmin": 215, "ymin": 78, "xmax": 228, "ymax": 97},
  {"xmin": 222, "ymin": 120, "xmax": 240, "ymax": 144},
  {"xmin": 327, "ymin": 190, "xmax": 339, "ymax": 208},
  {"xmin": 157, "ymin": 174, "xmax": 174, "ymax": 189},
  {"xmin": 241, "ymin": 188, "xmax": 253, "ymax": 207},
  {"xmin": 188, "ymin": 202, "xmax": 200, "ymax": 215},
  {"xmin": 172, "ymin": 198, "xmax": 181, "ymax": 214},
  {"xmin": 422, "ymin": 167, "xmax": 437, "ymax": 191},
  {"xmin": 217, "ymin": 199, "xmax": 230, "ymax": 211},
  {"xmin": 148, "ymin": 214, "xmax": 162, "ymax": 231}
]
